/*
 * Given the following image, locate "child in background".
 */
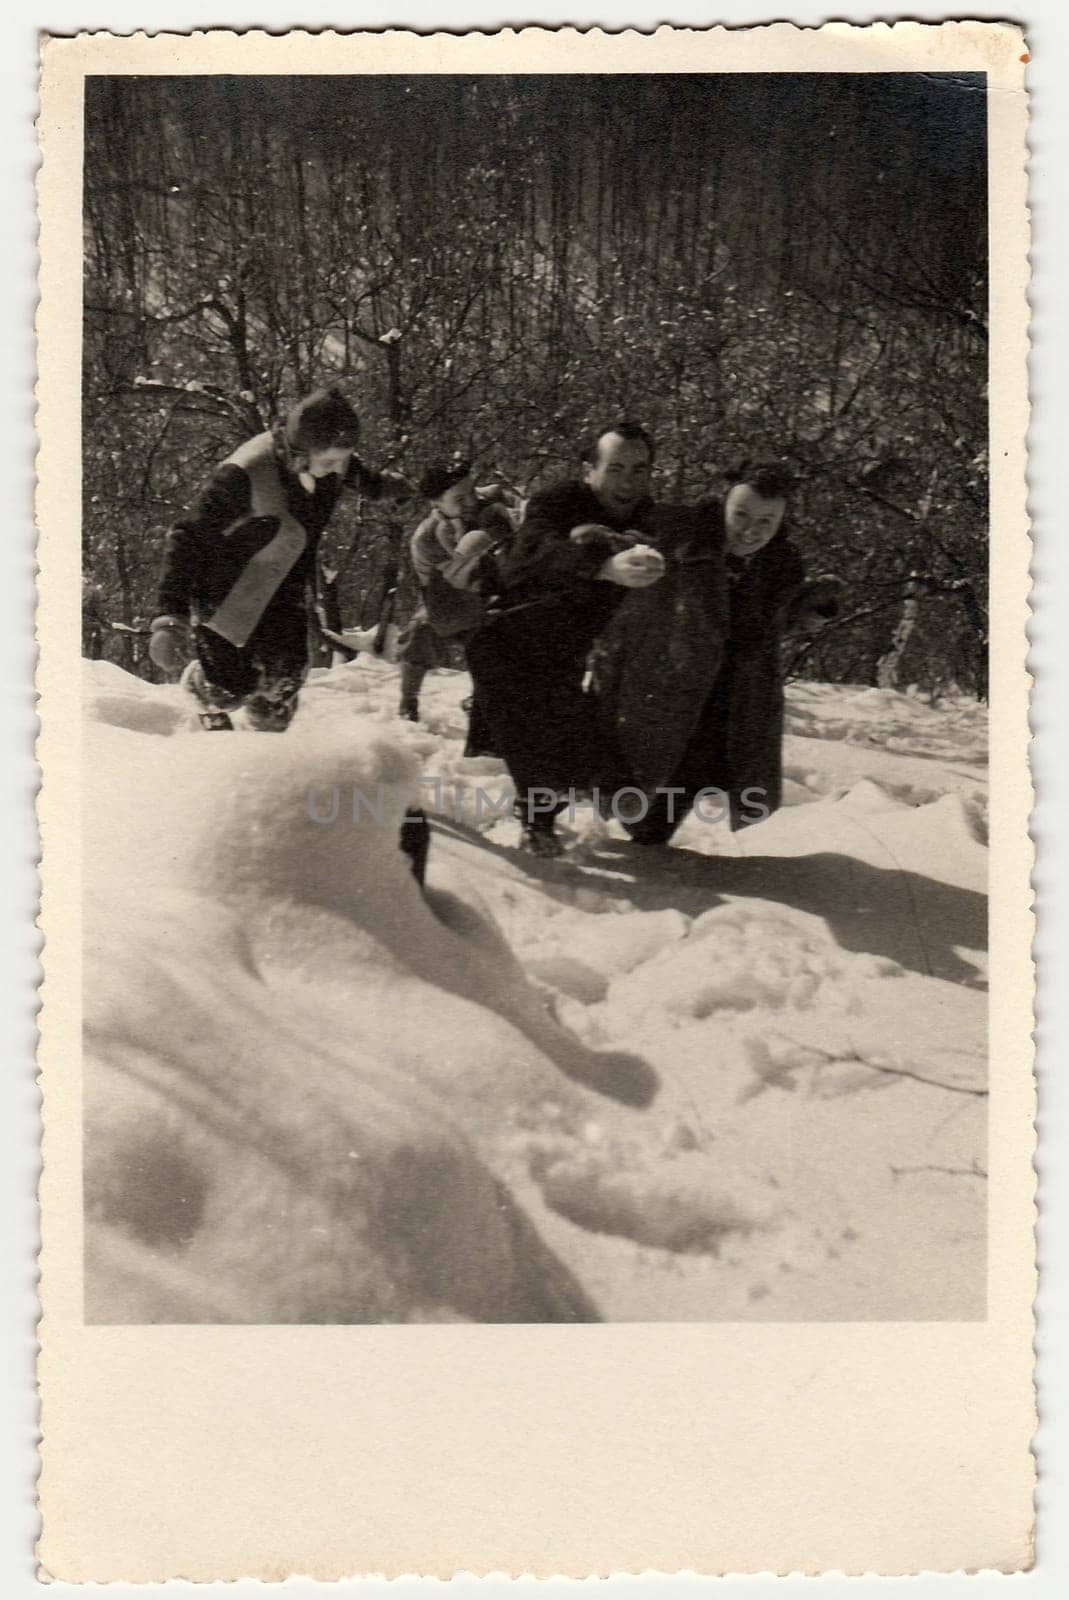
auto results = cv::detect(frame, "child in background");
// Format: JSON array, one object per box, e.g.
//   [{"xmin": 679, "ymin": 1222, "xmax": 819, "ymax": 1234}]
[{"xmin": 396, "ymin": 458, "xmax": 516, "ymax": 722}]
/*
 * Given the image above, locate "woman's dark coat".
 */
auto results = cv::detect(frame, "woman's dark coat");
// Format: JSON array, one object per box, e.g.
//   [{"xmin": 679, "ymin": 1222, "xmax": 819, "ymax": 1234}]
[
  {"xmin": 591, "ymin": 499, "xmax": 830, "ymax": 831},
  {"xmin": 587, "ymin": 501, "xmax": 729, "ymax": 798}
]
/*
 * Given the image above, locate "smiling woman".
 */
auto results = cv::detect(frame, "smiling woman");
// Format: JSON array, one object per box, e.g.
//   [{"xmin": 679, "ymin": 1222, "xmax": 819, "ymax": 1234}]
[
  {"xmin": 723, "ymin": 463, "xmax": 793, "ymax": 558},
  {"xmin": 590, "ymin": 459, "xmax": 845, "ymax": 840}
]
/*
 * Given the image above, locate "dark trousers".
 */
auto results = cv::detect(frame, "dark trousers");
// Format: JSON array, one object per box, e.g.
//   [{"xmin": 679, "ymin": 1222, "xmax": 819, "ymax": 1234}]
[
  {"xmin": 190, "ymin": 614, "xmax": 308, "ymax": 731},
  {"xmin": 465, "ymin": 617, "xmax": 624, "ymax": 823},
  {"xmin": 396, "ymin": 611, "xmax": 471, "ymax": 710}
]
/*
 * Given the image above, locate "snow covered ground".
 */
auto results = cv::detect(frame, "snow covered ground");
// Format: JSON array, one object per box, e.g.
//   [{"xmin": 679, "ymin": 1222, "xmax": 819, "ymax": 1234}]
[{"xmin": 82, "ymin": 656, "xmax": 988, "ymax": 1323}]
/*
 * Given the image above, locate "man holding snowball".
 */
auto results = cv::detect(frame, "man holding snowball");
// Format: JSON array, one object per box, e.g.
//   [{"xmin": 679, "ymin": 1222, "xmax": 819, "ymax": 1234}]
[{"xmin": 464, "ymin": 422, "xmax": 666, "ymax": 856}]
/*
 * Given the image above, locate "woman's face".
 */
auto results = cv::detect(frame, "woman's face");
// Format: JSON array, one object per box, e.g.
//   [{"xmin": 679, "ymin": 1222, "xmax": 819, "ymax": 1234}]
[{"xmin": 724, "ymin": 483, "xmax": 786, "ymax": 557}]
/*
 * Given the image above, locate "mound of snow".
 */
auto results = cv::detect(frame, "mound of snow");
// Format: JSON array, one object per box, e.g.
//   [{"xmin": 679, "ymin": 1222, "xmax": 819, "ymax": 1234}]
[
  {"xmin": 81, "ymin": 661, "xmax": 988, "ymax": 1322},
  {"xmin": 523, "ymin": 908, "xmax": 691, "ymax": 1003},
  {"xmin": 785, "ymin": 680, "xmax": 988, "ymax": 767},
  {"xmin": 86, "ymin": 1016, "xmax": 597, "ymax": 1324},
  {"xmin": 833, "ymin": 779, "xmax": 910, "ymax": 815},
  {"xmin": 82, "ymin": 703, "xmax": 664, "ymax": 1323},
  {"xmin": 528, "ymin": 1135, "xmax": 783, "ymax": 1254},
  {"xmin": 606, "ymin": 901, "xmax": 902, "ymax": 1029},
  {"xmin": 83, "ymin": 658, "xmax": 192, "ymax": 737}
]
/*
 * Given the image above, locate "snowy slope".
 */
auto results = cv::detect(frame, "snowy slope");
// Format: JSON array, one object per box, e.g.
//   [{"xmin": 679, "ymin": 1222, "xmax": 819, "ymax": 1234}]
[{"xmin": 82, "ymin": 657, "xmax": 988, "ymax": 1322}]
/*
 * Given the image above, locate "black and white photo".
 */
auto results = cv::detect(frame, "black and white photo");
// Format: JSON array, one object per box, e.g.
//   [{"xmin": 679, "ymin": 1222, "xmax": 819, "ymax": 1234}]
[{"xmin": 35, "ymin": 23, "xmax": 1033, "ymax": 1581}]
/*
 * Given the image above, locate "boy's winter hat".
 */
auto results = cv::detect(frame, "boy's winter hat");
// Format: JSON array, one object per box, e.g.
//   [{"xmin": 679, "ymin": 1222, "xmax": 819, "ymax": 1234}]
[
  {"xmin": 420, "ymin": 458, "xmax": 472, "ymax": 499},
  {"xmin": 285, "ymin": 387, "xmax": 361, "ymax": 453}
]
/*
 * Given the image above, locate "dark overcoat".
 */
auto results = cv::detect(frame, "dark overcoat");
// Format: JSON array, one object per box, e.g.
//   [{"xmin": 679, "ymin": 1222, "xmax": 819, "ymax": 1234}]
[
  {"xmin": 587, "ymin": 501, "xmax": 729, "ymax": 797},
  {"xmin": 591, "ymin": 501, "xmax": 831, "ymax": 830},
  {"xmin": 463, "ymin": 480, "xmax": 657, "ymax": 797},
  {"xmin": 704, "ymin": 531, "xmax": 809, "ymax": 825}
]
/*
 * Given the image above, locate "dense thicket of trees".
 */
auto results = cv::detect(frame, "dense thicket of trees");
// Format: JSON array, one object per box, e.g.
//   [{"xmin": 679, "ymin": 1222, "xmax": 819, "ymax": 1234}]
[{"xmin": 82, "ymin": 73, "xmax": 988, "ymax": 693}]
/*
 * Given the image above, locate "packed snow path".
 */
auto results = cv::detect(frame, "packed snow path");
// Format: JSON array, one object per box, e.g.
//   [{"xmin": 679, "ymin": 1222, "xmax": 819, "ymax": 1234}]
[{"xmin": 83, "ymin": 657, "xmax": 988, "ymax": 1322}]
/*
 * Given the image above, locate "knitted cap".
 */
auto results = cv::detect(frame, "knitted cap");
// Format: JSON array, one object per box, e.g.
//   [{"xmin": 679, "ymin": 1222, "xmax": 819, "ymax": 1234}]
[
  {"xmin": 284, "ymin": 387, "xmax": 361, "ymax": 453},
  {"xmin": 419, "ymin": 458, "xmax": 472, "ymax": 500}
]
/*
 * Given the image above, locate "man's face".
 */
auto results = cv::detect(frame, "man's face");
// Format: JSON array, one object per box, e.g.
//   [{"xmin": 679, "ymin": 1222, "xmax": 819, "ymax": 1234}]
[
  {"xmin": 583, "ymin": 432, "xmax": 653, "ymax": 519},
  {"xmin": 724, "ymin": 483, "xmax": 786, "ymax": 557},
  {"xmin": 435, "ymin": 475, "xmax": 476, "ymax": 520},
  {"xmin": 307, "ymin": 446, "xmax": 353, "ymax": 480}
]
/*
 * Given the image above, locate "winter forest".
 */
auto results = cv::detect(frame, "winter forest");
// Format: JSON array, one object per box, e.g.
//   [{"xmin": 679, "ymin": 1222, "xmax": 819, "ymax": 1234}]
[{"xmin": 82, "ymin": 72, "xmax": 989, "ymax": 694}]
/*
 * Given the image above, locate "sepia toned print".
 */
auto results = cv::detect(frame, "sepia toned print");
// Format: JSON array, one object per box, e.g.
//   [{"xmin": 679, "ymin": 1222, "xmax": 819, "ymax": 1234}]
[
  {"xmin": 37, "ymin": 23, "xmax": 1033, "ymax": 1580},
  {"xmin": 80, "ymin": 63, "xmax": 991, "ymax": 1326}
]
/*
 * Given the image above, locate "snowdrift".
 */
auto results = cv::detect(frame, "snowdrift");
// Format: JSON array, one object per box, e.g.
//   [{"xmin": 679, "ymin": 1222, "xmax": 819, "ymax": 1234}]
[
  {"xmin": 81, "ymin": 659, "xmax": 988, "ymax": 1321},
  {"xmin": 83, "ymin": 691, "xmax": 659, "ymax": 1323}
]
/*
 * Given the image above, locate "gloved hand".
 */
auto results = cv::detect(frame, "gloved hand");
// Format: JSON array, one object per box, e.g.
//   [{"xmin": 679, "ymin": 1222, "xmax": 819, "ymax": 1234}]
[{"xmin": 148, "ymin": 617, "xmax": 190, "ymax": 673}]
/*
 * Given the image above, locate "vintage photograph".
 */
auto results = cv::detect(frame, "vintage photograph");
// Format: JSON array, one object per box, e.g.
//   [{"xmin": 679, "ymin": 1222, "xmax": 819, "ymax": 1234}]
[
  {"xmin": 77, "ymin": 65, "xmax": 993, "ymax": 1325},
  {"xmin": 35, "ymin": 21, "xmax": 1036, "ymax": 1581}
]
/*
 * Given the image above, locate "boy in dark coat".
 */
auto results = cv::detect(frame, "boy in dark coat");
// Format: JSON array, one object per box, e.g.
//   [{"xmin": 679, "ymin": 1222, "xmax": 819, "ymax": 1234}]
[
  {"xmin": 395, "ymin": 459, "xmax": 517, "ymax": 722},
  {"xmin": 592, "ymin": 462, "xmax": 841, "ymax": 846},
  {"xmin": 148, "ymin": 387, "xmax": 409, "ymax": 730},
  {"xmin": 464, "ymin": 423, "xmax": 666, "ymax": 855}
]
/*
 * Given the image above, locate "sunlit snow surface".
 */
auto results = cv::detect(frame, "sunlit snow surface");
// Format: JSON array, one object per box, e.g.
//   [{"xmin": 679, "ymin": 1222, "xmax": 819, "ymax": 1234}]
[{"xmin": 83, "ymin": 657, "xmax": 988, "ymax": 1322}]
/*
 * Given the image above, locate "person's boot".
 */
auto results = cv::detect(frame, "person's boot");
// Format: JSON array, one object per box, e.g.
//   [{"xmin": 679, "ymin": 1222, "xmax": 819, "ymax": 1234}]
[
  {"xmin": 182, "ymin": 660, "xmax": 235, "ymax": 730},
  {"xmin": 514, "ymin": 800, "xmax": 564, "ymax": 858},
  {"xmin": 627, "ymin": 819, "xmax": 674, "ymax": 849},
  {"xmin": 519, "ymin": 823, "xmax": 564, "ymax": 858},
  {"xmin": 245, "ymin": 691, "xmax": 299, "ymax": 732},
  {"xmin": 399, "ymin": 697, "xmax": 420, "ymax": 722},
  {"xmin": 625, "ymin": 792, "xmax": 678, "ymax": 849}
]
